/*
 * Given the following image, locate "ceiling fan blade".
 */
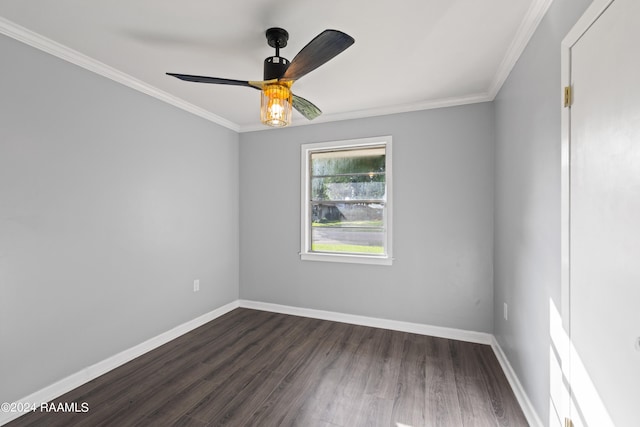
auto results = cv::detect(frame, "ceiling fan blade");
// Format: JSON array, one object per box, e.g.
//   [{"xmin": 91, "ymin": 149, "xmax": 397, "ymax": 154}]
[
  {"xmin": 281, "ymin": 30, "xmax": 354, "ymax": 81},
  {"xmin": 166, "ymin": 73, "xmax": 264, "ymax": 90},
  {"xmin": 292, "ymin": 94, "xmax": 322, "ymax": 120}
]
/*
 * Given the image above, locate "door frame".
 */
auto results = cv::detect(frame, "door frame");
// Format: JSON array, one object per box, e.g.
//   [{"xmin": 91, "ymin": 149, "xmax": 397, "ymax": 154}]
[{"xmin": 560, "ymin": 0, "xmax": 615, "ymax": 424}]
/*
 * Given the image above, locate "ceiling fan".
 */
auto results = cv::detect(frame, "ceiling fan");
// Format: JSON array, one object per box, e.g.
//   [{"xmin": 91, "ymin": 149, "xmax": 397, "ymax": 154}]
[{"xmin": 167, "ymin": 27, "xmax": 355, "ymax": 127}]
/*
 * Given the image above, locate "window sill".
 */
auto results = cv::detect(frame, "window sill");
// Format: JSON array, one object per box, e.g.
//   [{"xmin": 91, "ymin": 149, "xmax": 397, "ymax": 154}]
[{"xmin": 300, "ymin": 252, "xmax": 393, "ymax": 266}]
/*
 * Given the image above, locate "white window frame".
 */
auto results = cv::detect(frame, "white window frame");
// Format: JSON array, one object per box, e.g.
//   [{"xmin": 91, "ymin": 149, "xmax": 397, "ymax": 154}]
[{"xmin": 300, "ymin": 136, "xmax": 393, "ymax": 265}]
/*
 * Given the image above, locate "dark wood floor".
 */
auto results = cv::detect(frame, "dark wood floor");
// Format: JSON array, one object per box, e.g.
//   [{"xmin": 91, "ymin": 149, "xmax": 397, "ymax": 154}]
[{"xmin": 8, "ymin": 308, "xmax": 528, "ymax": 426}]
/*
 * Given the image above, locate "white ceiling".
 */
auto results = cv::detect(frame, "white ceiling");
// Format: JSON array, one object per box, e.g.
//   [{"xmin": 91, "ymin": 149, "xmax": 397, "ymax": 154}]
[{"xmin": 0, "ymin": 0, "xmax": 551, "ymax": 132}]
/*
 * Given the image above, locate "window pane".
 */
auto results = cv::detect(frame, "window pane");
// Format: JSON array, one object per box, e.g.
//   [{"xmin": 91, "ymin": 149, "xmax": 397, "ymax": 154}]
[
  {"xmin": 311, "ymin": 227, "xmax": 385, "ymax": 254},
  {"xmin": 311, "ymin": 174, "xmax": 385, "ymax": 201},
  {"xmin": 302, "ymin": 137, "xmax": 392, "ymax": 264},
  {"xmin": 311, "ymin": 202, "xmax": 384, "ymax": 224},
  {"xmin": 311, "ymin": 147, "xmax": 385, "ymax": 176}
]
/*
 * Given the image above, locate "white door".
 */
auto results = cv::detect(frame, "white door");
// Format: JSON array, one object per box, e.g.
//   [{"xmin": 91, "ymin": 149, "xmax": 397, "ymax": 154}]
[{"xmin": 567, "ymin": 0, "xmax": 640, "ymax": 425}]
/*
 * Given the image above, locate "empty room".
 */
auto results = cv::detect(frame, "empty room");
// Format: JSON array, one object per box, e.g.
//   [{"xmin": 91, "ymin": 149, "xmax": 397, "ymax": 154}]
[{"xmin": 1, "ymin": 0, "xmax": 638, "ymax": 426}]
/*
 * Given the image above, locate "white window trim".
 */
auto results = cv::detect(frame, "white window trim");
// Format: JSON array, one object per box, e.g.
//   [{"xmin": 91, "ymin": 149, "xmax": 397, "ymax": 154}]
[{"xmin": 300, "ymin": 136, "xmax": 393, "ymax": 266}]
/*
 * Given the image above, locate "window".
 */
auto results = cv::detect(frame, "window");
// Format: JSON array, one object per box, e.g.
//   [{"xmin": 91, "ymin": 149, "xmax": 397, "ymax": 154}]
[{"xmin": 300, "ymin": 136, "xmax": 392, "ymax": 265}]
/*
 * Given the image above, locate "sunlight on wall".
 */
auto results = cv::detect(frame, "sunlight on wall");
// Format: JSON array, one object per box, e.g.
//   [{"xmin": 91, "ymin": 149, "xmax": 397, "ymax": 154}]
[
  {"xmin": 549, "ymin": 298, "xmax": 569, "ymax": 426},
  {"xmin": 549, "ymin": 299, "xmax": 614, "ymax": 427}
]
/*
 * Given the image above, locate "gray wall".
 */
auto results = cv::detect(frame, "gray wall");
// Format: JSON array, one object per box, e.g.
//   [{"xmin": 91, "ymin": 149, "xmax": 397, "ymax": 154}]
[
  {"xmin": 1, "ymin": 0, "xmax": 599, "ymax": 417},
  {"xmin": 493, "ymin": 0, "xmax": 592, "ymax": 422},
  {"xmin": 240, "ymin": 104, "xmax": 495, "ymax": 332},
  {"xmin": 0, "ymin": 34, "xmax": 239, "ymax": 403}
]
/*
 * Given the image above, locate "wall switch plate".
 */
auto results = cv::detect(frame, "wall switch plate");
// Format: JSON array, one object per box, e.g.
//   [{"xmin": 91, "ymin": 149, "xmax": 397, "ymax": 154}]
[
  {"xmin": 504, "ymin": 303, "xmax": 508, "ymax": 320},
  {"xmin": 193, "ymin": 279, "xmax": 200, "ymax": 292}
]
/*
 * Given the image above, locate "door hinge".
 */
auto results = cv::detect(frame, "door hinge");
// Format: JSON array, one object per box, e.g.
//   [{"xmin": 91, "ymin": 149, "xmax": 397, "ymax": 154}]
[
  {"xmin": 565, "ymin": 417, "xmax": 574, "ymax": 427},
  {"xmin": 564, "ymin": 86, "xmax": 572, "ymax": 108}
]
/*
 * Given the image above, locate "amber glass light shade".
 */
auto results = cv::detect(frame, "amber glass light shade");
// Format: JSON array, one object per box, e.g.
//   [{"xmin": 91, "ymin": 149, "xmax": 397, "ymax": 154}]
[{"xmin": 261, "ymin": 84, "xmax": 292, "ymax": 127}]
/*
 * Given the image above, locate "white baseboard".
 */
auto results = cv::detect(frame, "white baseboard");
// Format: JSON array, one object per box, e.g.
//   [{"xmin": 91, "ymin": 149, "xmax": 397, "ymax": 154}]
[
  {"xmin": 239, "ymin": 299, "xmax": 493, "ymax": 345},
  {"xmin": 491, "ymin": 336, "xmax": 544, "ymax": 427},
  {"xmin": 3, "ymin": 299, "xmax": 542, "ymax": 427},
  {"xmin": 0, "ymin": 300, "xmax": 240, "ymax": 426},
  {"xmin": 242, "ymin": 300, "xmax": 542, "ymax": 426}
]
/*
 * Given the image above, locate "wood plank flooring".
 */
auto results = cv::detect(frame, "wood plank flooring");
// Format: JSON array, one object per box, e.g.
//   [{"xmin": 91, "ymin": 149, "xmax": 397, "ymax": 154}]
[{"xmin": 7, "ymin": 308, "xmax": 528, "ymax": 426}]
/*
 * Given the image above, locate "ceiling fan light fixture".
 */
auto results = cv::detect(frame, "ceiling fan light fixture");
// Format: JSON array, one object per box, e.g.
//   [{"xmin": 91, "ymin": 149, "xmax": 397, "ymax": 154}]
[
  {"xmin": 167, "ymin": 28, "xmax": 354, "ymax": 127},
  {"xmin": 261, "ymin": 83, "xmax": 292, "ymax": 127}
]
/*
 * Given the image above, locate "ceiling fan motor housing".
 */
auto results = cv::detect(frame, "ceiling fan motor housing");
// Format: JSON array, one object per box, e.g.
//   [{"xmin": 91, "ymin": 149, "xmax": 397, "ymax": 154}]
[
  {"xmin": 264, "ymin": 56, "xmax": 290, "ymax": 80},
  {"xmin": 264, "ymin": 27, "xmax": 290, "ymax": 80}
]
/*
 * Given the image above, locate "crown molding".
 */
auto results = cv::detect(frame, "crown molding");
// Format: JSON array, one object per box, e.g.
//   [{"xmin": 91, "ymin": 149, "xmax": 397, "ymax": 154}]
[
  {"xmin": 0, "ymin": 16, "xmax": 240, "ymax": 132},
  {"xmin": 2, "ymin": 0, "xmax": 553, "ymax": 134},
  {"xmin": 239, "ymin": 0, "xmax": 555, "ymax": 133},
  {"xmin": 239, "ymin": 92, "xmax": 492, "ymax": 133},
  {"xmin": 488, "ymin": 0, "xmax": 555, "ymax": 98}
]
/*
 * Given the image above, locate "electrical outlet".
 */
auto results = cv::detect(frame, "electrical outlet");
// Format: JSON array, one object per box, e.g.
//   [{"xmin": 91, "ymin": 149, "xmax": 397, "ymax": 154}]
[
  {"xmin": 503, "ymin": 303, "xmax": 508, "ymax": 321},
  {"xmin": 193, "ymin": 279, "xmax": 200, "ymax": 292}
]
